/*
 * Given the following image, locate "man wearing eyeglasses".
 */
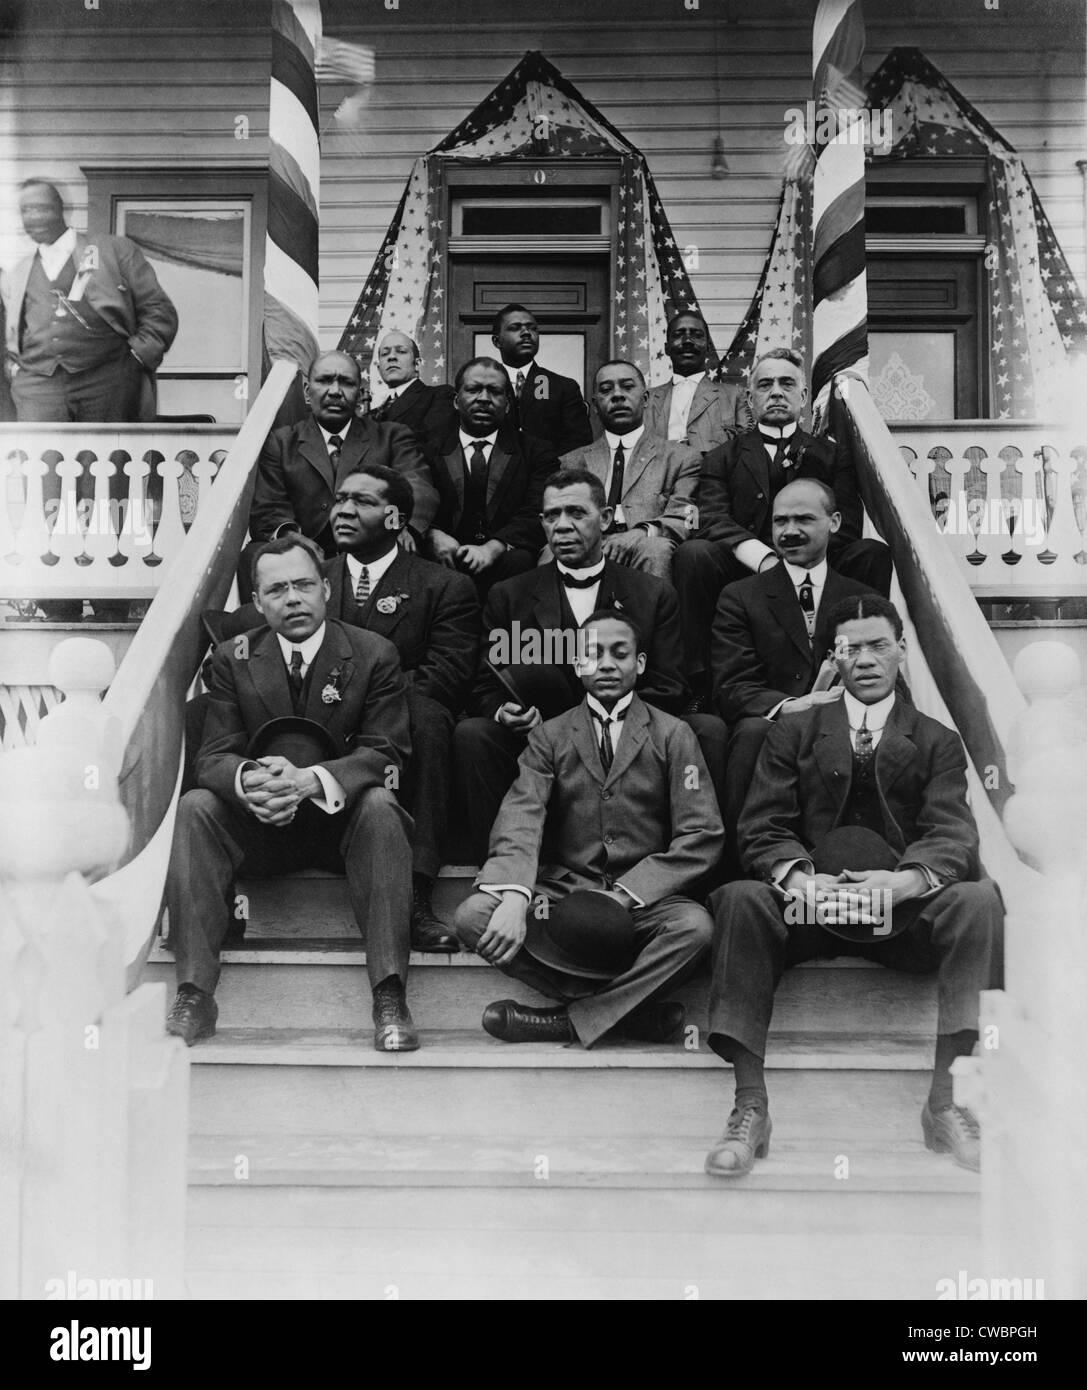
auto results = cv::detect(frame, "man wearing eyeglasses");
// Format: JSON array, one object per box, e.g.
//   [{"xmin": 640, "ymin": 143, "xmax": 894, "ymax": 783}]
[
  {"xmin": 2, "ymin": 179, "xmax": 177, "ymax": 423},
  {"xmin": 703, "ymin": 593, "xmax": 1003, "ymax": 1180}
]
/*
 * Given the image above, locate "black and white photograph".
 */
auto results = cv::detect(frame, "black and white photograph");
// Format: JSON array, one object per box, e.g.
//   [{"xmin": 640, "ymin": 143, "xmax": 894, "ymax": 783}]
[{"xmin": 0, "ymin": 0, "xmax": 1083, "ymax": 1332}]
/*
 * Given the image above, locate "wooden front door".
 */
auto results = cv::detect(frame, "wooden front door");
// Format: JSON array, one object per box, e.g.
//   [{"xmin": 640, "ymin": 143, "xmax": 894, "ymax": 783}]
[{"xmin": 448, "ymin": 256, "xmax": 610, "ymax": 399}]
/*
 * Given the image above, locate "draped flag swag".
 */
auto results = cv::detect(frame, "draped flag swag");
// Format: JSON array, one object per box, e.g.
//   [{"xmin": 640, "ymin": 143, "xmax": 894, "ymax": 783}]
[
  {"xmin": 720, "ymin": 45, "xmax": 1087, "ymax": 422},
  {"xmin": 338, "ymin": 52, "xmax": 714, "ymax": 397}
]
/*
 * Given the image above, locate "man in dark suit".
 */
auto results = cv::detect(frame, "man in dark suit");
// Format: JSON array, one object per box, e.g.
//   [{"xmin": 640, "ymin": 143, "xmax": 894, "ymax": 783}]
[
  {"xmin": 643, "ymin": 311, "xmax": 751, "ymax": 460},
  {"xmin": 703, "ymin": 594, "xmax": 1003, "ymax": 1178},
  {"xmin": 426, "ymin": 356, "xmax": 557, "ymax": 599},
  {"xmin": 560, "ymin": 359, "xmax": 700, "ymax": 582},
  {"xmin": 491, "ymin": 302, "xmax": 592, "ymax": 456},
  {"xmin": 164, "ymin": 534, "xmax": 419, "ymax": 1053},
  {"xmin": 711, "ymin": 477, "xmax": 876, "ymax": 868},
  {"xmin": 455, "ymin": 609, "xmax": 723, "ymax": 1047},
  {"xmin": 369, "ymin": 330, "xmax": 456, "ymax": 460},
  {"xmin": 453, "ymin": 468, "xmax": 727, "ymax": 865},
  {"xmin": 2, "ymin": 179, "xmax": 178, "ymax": 423},
  {"xmin": 325, "ymin": 463, "xmax": 480, "ymax": 950},
  {"xmin": 243, "ymin": 350, "xmax": 438, "ymax": 599},
  {"xmin": 674, "ymin": 346, "xmax": 891, "ymax": 699}
]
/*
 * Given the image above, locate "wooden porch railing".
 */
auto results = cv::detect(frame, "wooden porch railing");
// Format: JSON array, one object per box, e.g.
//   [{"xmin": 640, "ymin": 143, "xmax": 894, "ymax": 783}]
[
  {"xmin": 889, "ymin": 420, "xmax": 1087, "ymax": 600},
  {"xmin": 0, "ymin": 424, "xmax": 235, "ymax": 599}
]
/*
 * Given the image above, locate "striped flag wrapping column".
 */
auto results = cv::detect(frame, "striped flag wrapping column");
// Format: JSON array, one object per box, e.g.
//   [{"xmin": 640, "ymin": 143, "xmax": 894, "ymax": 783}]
[
  {"xmin": 811, "ymin": 0, "xmax": 868, "ymax": 413},
  {"xmin": 263, "ymin": 0, "xmax": 322, "ymax": 375}
]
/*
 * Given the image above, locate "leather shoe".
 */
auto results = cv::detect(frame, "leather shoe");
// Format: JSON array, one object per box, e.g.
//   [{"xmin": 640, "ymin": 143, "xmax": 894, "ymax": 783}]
[
  {"xmin": 482, "ymin": 999, "xmax": 576, "ymax": 1044},
  {"xmin": 410, "ymin": 882, "xmax": 458, "ymax": 953},
  {"xmin": 705, "ymin": 1104, "xmax": 772, "ymax": 1177},
  {"xmin": 372, "ymin": 978, "xmax": 420, "ymax": 1052},
  {"xmin": 165, "ymin": 986, "xmax": 218, "ymax": 1046},
  {"xmin": 922, "ymin": 1101, "xmax": 980, "ymax": 1172},
  {"xmin": 617, "ymin": 1001, "xmax": 685, "ymax": 1043}
]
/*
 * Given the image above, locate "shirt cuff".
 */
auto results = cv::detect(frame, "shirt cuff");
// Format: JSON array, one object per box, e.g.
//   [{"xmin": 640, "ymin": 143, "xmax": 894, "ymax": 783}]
[
  {"xmin": 234, "ymin": 760, "xmax": 260, "ymax": 801},
  {"xmin": 271, "ymin": 521, "xmax": 302, "ymax": 540},
  {"xmin": 613, "ymin": 882, "xmax": 645, "ymax": 909},
  {"xmin": 734, "ymin": 538, "xmax": 774, "ymax": 572},
  {"xmin": 766, "ymin": 698, "xmax": 794, "ymax": 720},
  {"xmin": 772, "ymin": 857, "xmax": 814, "ymax": 889},
  {"xmin": 309, "ymin": 765, "xmax": 346, "ymax": 814},
  {"xmin": 900, "ymin": 863, "xmax": 944, "ymax": 897},
  {"xmin": 480, "ymin": 884, "xmax": 532, "ymax": 902}
]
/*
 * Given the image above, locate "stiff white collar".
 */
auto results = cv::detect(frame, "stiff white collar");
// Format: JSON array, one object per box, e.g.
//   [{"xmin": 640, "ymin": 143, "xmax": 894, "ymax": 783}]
[
  {"xmin": 276, "ymin": 622, "xmax": 326, "ymax": 671},
  {"xmin": 843, "ymin": 689, "xmax": 896, "ymax": 733}
]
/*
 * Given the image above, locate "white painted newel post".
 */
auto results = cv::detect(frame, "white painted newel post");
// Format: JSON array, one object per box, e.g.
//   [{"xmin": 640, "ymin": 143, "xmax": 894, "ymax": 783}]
[
  {"xmin": 0, "ymin": 638, "xmax": 189, "ymax": 1301},
  {"xmin": 976, "ymin": 640, "xmax": 1087, "ymax": 1299}
]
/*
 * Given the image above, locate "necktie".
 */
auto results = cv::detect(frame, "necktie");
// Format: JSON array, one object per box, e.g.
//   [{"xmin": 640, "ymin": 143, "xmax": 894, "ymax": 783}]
[
  {"xmin": 328, "ymin": 435, "xmax": 343, "ymax": 473},
  {"xmin": 598, "ymin": 714, "xmax": 615, "ymax": 773},
  {"xmin": 561, "ymin": 569, "xmax": 602, "ymax": 589},
  {"xmin": 514, "ymin": 369, "xmax": 525, "ymax": 400},
  {"xmin": 606, "ymin": 440, "xmax": 626, "ymax": 512},
  {"xmin": 798, "ymin": 576, "xmax": 815, "ymax": 642},
  {"xmin": 355, "ymin": 564, "xmax": 371, "ymax": 604},
  {"xmin": 288, "ymin": 649, "xmax": 305, "ymax": 714},
  {"xmin": 464, "ymin": 440, "xmax": 488, "ymax": 542},
  {"xmin": 855, "ymin": 713, "xmax": 874, "ymax": 766}
]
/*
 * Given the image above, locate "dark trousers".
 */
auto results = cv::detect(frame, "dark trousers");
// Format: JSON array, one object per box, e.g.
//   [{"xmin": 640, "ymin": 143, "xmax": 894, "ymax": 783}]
[
  {"xmin": 453, "ymin": 710, "xmax": 731, "ymax": 867},
  {"xmin": 722, "ymin": 716, "xmax": 774, "ymax": 877},
  {"xmin": 455, "ymin": 890, "xmax": 712, "ymax": 1047},
  {"xmin": 400, "ymin": 688, "xmax": 455, "ymax": 879},
  {"xmin": 463, "ymin": 544, "xmax": 535, "ymax": 603},
  {"xmin": 166, "ymin": 786, "xmax": 413, "ymax": 995},
  {"xmin": 674, "ymin": 535, "xmax": 893, "ymax": 685},
  {"xmin": 705, "ymin": 876, "xmax": 1005, "ymax": 1062},
  {"xmin": 12, "ymin": 351, "xmax": 142, "ymax": 423}
]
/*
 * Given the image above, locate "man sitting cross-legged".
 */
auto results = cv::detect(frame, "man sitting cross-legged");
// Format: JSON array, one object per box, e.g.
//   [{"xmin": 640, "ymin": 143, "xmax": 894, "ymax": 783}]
[
  {"xmin": 703, "ymin": 593, "xmax": 1004, "ymax": 1177},
  {"xmin": 454, "ymin": 609, "xmax": 723, "ymax": 1048},
  {"xmin": 164, "ymin": 534, "xmax": 419, "ymax": 1053}
]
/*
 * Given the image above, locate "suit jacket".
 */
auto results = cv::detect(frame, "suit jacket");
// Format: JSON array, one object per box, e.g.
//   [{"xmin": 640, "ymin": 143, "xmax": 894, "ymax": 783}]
[
  {"xmin": 2, "ymin": 231, "xmax": 178, "ymax": 419},
  {"xmin": 738, "ymin": 697, "xmax": 980, "ymax": 885},
  {"xmin": 694, "ymin": 427, "xmax": 863, "ymax": 554},
  {"xmin": 195, "ymin": 619, "xmax": 411, "ymax": 810},
  {"xmin": 509, "ymin": 363, "xmax": 593, "ymax": 456},
  {"xmin": 643, "ymin": 376, "xmax": 753, "ymax": 459},
  {"xmin": 477, "ymin": 695, "xmax": 724, "ymax": 904},
  {"xmin": 430, "ymin": 421, "xmax": 557, "ymax": 554},
  {"xmin": 324, "ymin": 548, "xmax": 480, "ymax": 713},
  {"xmin": 711, "ymin": 563, "xmax": 875, "ymax": 725},
  {"xmin": 469, "ymin": 558, "xmax": 688, "ymax": 720},
  {"xmin": 560, "ymin": 432, "xmax": 700, "ymax": 544},
  {"xmin": 370, "ymin": 378, "xmax": 457, "ymax": 460},
  {"xmin": 249, "ymin": 414, "xmax": 439, "ymax": 552}
]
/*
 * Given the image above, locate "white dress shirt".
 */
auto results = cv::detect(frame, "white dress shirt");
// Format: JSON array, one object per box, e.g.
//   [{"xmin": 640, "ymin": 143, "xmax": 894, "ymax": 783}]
[
  {"xmin": 345, "ymin": 545, "xmax": 399, "ymax": 601},
  {"xmin": 459, "ymin": 428, "xmax": 498, "ymax": 463},
  {"xmin": 504, "ymin": 360, "xmax": 535, "ymax": 395},
  {"xmin": 234, "ymin": 622, "xmax": 346, "ymax": 813},
  {"xmin": 481, "ymin": 691, "xmax": 644, "ymax": 908},
  {"xmin": 734, "ymin": 420, "xmax": 802, "ymax": 574},
  {"xmin": 555, "ymin": 557, "xmax": 604, "ymax": 625},
  {"xmin": 666, "ymin": 371, "xmax": 705, "ymax": 442},
  {"xmin": 38, "ymin": 226, "xmax": 78, "ymax": 282},
  {"xmin": 602, "ymin": 425, "xmax": 645, "ymax": 528},
  {"xmin": 767, "ymin": 558, "xmax": 831, "ymax": 720}
]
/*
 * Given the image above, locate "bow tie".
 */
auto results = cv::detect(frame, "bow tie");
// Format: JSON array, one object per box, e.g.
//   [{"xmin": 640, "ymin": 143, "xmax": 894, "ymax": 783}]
[
  {"xmin": 560, "ymin": 569, "xmax": 603, "ymax": 589},
  {"xmin": 759, "ymin": 430, "xmax": 794, "ymax": 447}
]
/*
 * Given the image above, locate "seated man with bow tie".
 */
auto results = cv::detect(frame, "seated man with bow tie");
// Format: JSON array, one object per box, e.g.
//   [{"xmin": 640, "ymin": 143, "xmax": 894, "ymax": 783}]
[
  {"xmin": 324, "ymin": 463, "xmax": 481, "ymax": 951},
  {"xmin": 454, "ymin": 608, "xmax": 723, "ymax": 1048},
  {"xmin": 453, "ymin": 467, "xmax": 728, "ymax": 865},
  {"xmin": 426, "ymin": 356, "xmax": 558, "ymax": 600},
  {"xmin": 703, "ymin": 593, "xmax": 1003, "ymax": 1179},
  {"xmin": 710, "ymin": 477, "xmax": 878, "ymax": 874},
  {"xmin": 163, "ymin": 534, "xmax": 419, "ymax": 1053},
  {"xmin": 673, "ymin": 346, "xmax": 891, "ymax": 704},
  {"xmin": 559, "ymin": 359, "xmax": 701, "ymax": 584},
  {"xmin": 241, "ymin": 350, "xmax": 439, "ymax": 600}
]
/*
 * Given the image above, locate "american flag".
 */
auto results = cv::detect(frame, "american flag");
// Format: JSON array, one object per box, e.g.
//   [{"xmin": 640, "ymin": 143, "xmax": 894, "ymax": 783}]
[
  {"xmin": 717, "ymin": 46, "xmax": 1087, "ymax": 419},
  {"xmin": 338, "ymin": 51, "xmax": 714, "ymax": 396}
]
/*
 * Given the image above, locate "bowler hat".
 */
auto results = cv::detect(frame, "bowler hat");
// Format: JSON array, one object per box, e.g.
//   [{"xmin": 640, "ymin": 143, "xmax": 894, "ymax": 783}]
[
  {"xmin": 245, "ymin": 716, "xmax": 340, "ymax": 767},
  {"xmin": 523, "ymin": 889, "xmax": 638, "ymax": 980},
  {"xmin": 810, "ymin": 826, "xmax": 913, "ymax": 943}
]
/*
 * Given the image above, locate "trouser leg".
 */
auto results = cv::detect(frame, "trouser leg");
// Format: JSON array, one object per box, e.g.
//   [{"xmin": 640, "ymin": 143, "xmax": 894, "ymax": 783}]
[
  {"xmin": 452, "ymin": 716, "xmax": 526, "ymax": 863},
  {"xmin": 340, "ymin": 787, "xmax": 414, "ymax": 988}
]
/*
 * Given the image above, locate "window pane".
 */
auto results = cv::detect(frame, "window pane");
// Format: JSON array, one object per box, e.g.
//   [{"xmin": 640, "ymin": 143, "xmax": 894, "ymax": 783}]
[
  {"xmin": 869, "ymin": 332, "xmax": 956, "ymax": 421},
  {"xmin": 116, "ymin": 203, "xmax": 248, "ymax": 373}
]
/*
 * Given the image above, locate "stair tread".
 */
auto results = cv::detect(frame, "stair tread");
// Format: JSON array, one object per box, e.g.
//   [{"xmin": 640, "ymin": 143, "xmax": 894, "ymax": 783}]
[
  {"xmin": 187, "ymin": 1132, "xmax": 978, "ymax": 1192},
  {"xmin": 186, "ymin": 1026, "xmax": 934, "ymax": 1069}
]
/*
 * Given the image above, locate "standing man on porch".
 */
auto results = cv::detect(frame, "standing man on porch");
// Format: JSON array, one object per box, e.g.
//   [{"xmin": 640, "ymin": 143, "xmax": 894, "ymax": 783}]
[
  {"xmin": 644, "ymin": 311, "xmax": 751, "ymax": 460},
  {"xmin": 369, "ymin": 329, "xmax": 457, "ymax": 461},
  {"xmin": 490, "ymin": 302, "xmax": 592, "ymax": 456}
]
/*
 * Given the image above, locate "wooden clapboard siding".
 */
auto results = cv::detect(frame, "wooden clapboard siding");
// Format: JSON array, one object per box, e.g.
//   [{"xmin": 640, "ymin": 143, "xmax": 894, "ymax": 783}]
[{"xmin": 1, "ymin": 0, "xmax": 1082, "ymax": 367}]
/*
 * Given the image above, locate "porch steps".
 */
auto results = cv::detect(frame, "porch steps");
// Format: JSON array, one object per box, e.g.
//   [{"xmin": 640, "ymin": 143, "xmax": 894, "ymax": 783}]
[{"xmin": 143, "ymin": 865, "xmax": 980, "ymax": 1299}]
